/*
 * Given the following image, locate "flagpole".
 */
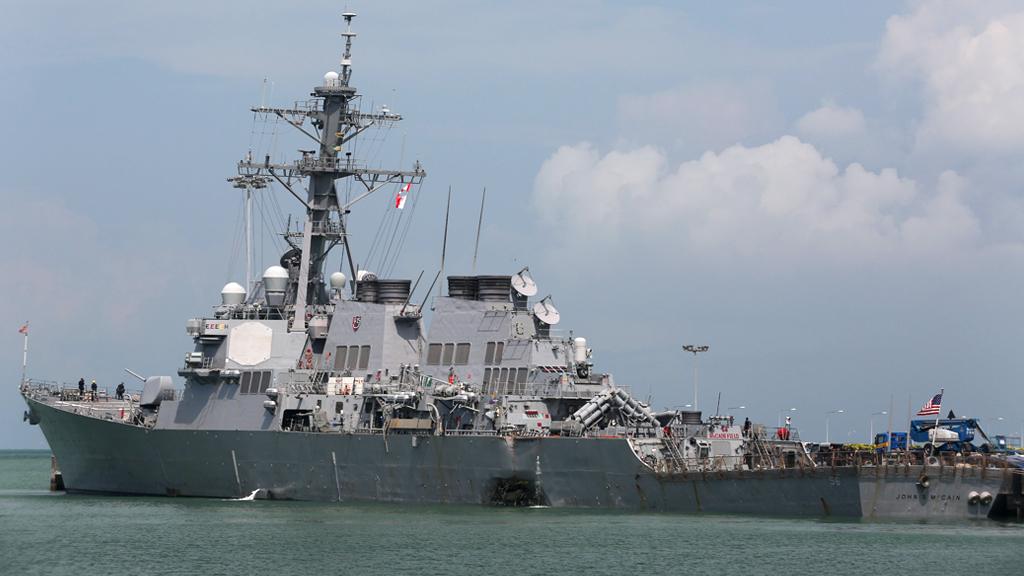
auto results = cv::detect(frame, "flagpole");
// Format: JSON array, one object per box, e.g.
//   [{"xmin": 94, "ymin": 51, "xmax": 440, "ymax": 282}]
[{"xmin": 21, "ymin": 322, "xmax": 29, "ymax": 387}]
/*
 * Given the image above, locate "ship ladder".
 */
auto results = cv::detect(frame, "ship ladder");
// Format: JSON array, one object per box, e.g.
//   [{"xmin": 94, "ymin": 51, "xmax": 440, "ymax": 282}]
[
  {"xmin": 751, "ymin": 435, "xmax": 775, "ymax": 469},
  {"xmin": 661, "ymin": 437, "xmax": 688, "ymax": 473}
]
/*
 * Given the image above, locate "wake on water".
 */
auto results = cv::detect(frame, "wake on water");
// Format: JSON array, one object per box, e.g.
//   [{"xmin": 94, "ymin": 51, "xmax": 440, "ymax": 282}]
[{"xmin": 227, "ymin": 489, "xmax": 260, "ymax": 501}]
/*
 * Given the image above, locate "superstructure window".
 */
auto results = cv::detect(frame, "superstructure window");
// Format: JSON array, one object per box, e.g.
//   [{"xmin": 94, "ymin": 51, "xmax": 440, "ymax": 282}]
[
  {"xmin": 334, "ymin": 346, "xmax": 348, "ymax": 370},
  {"xmin": 499, "ymin": 368, "xmax": 509, "ymax": 393},
  {"xmin": 240, "ymin": 370, "xmax": 272, "ymax": 394},
  {"xmin": 514, "ymin": 368, "xmax": 528, "ymax": 394},
  {"xmin": 454, "ymin": 343, "xmax": 471, "ymax": 365},
  {"xmin": 442, "ymin": 343, "xmax": 454, "ymax": 366},
  {"xmin": 427, "ymin": 343, "xmax": 442, "ymax": 365},
  {"xmin": 357, "ymin": 345, "xmax": 370, "ymax": 370},
  {"xmin": 484, "ymin": 341, "xmax": 504, "ymax": 365}
]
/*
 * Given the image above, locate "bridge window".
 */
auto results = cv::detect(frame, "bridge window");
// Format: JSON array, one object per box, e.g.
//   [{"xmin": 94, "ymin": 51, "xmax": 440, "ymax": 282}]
[
  {"xmin": 442, "ymin": 343, "xmax": 455, "ymax": 366},
  {"xmin": 333, "ymin": 346, "xmax": 367, "ymax": 372},
  {"xmin": 334, "ymin": 346, "xmax": 348, "ymax": 370},
  {"xmin": 240, "ymin": 370, "xmax": 272, "ymax": 394}
]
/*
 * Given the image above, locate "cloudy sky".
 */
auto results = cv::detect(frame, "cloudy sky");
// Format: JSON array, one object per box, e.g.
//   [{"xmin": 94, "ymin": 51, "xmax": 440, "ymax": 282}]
[{"xmin": 3, "ymin": 1, "xmax": 1024, "ymax": 447}]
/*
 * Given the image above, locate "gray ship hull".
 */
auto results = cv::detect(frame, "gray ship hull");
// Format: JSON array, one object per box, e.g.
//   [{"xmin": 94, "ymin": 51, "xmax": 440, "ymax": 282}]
[{"xmin": 27, "ymin": 397, "xmax": 1008, "ymax": 519}]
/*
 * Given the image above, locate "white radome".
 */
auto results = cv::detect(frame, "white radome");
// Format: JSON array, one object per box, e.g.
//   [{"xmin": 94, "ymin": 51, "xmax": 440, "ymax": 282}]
[
  {"xmin": 323, "ymin": 71, "xmax": 340, "ymax": 86},
  {"xmin": 330, "ymin": 271, "xmax": 347, "ymax": 290},
  {"xmin": 263, "ymin": 266, "xmax": 289, "ymax": 293},
  {"xmin": 221, "ymin": 282, "xmax": 247, "ymax": 306}
]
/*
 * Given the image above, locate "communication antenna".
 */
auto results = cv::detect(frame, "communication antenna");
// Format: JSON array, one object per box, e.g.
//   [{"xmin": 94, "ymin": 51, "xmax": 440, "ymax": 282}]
[
  {"xmin": 471, "ymin": 187, "xmax": 486, "ymax": 274},
  {"xmin": 532, "ymin": 295, "xmax": 560, "ymax": 325},
  {"xmin": 340, "ymin": 12, "xmax": 357, "ymax": 85},
  {"xmin": 438, "ymin": 186, "xmax": 451, "ymax": 298},
  {"xmin": 511, "ymin": 266, "xmax": 537, "ymax": 297},
  {"xmin": 227, "ymin": 173, "xmax": 270, "ymax": 292},
  {"xmin": 399, "ymin": 270, "xmax": 425, "ymax": 316},
  {"xmin": 419, "ymin": 270, "xmax": 442, "ymax": 311}
]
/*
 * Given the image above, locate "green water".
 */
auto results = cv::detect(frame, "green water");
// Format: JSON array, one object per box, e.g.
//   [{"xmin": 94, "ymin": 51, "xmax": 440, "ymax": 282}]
[{"xmin": 0, "ymin": 450, "xmax": 1020, "ymax": 575}]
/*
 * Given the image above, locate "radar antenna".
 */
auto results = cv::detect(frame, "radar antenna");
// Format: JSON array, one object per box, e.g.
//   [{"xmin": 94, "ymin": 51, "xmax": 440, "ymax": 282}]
[
  {"xmin": 511, "ymin": 266, "xmax": 537, "ymax": 297},
  {"xmin": 341, "ymin": 12, "xmax": 357, "ymax": 85},
  {"xmin": 234, "ymin": 12, "xmax": 426, "ymax": 332},
  {"xmin": 533, "ymin": 295, "xmax": 560, "ymax": 325}
]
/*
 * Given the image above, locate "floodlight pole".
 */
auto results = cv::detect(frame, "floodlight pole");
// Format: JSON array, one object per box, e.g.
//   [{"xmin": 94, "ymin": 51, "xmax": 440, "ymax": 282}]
[{"xmin": 682, "ymin": 345, "xmax": 709, "ymax": 411}]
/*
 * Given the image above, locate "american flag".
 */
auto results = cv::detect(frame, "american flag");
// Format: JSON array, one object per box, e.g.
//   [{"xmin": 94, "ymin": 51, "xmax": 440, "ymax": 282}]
[{"xmin": 916, "ymin": 391, "xmax": 943, "ymax": 416}]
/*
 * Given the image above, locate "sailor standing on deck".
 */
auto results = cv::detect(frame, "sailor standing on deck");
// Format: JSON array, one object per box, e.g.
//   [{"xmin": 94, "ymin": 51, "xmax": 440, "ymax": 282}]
[
  {"xmin": 78, "ymin": 378, "xmax": 85, "ymax": 399},
  {"xmin": 116, "ymin": 382, "xmax": 125, "ymax": 400},
  {"xmin": 90, "ymin": 380, "xmax": 97, "ymax": 401}
]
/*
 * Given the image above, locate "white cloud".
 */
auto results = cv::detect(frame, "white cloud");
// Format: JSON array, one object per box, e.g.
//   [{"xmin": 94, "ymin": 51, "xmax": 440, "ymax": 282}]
[
  {"xmin": 879, "ymin": 1, "xmax": 1024, "ymax": 155},
  {"xmin": 534, "ymin": 136, "xmax": 978, "ymax": 259},
  {"xmin": 796, "ymin": 103, "xmax": 865, "ymax": 139}
]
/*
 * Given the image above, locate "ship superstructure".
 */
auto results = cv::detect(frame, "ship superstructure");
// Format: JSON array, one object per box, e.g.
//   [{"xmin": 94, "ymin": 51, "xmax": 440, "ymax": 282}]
[{"xmin": 20, "ymin": 14, "xmax": 1023, "ymax": 520}]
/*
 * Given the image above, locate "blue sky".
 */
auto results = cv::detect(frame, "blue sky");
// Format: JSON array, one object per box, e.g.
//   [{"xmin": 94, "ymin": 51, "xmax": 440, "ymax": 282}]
[{"xmin": 3, "ymin": 1, "xmax": 1024, "ymax": 447}]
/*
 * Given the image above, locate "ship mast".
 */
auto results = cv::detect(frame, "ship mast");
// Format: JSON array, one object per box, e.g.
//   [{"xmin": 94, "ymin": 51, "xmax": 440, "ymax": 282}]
[
  {"xmin": 227, "ymin": 162, "xmax": 269, "ymax": 293},
  {"xmin": 234, "ymin": 12, "xmax": 426, "ymax": 332}
]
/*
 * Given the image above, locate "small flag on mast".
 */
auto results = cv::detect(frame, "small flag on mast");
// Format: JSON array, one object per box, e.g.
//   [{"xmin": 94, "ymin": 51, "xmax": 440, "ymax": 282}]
[
  {"xmin": 395, "ymin": 182, "xmax": 412, "ymax": 209},
  {"xmin": 18, "ymin": 323, "xmax": 28, "ymax": 335},
  {"xmin": 916, "ymin": 391, "xmax": 943, "ymax": 416}
]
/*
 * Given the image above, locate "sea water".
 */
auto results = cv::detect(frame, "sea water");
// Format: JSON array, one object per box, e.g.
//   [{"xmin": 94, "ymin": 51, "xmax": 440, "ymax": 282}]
[{"xmin": 1, "ymin": 450, "xmax": 1019, "ymax": 575}]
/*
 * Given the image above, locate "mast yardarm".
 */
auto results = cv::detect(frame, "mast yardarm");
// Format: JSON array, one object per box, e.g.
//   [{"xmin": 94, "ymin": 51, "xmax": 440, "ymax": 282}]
[{"xmin": 234, "ymin": 12, "xmax": 426, "ymax": 332}]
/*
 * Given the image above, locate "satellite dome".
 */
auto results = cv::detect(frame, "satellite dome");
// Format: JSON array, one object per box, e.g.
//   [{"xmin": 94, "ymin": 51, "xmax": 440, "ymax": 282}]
[
  {"xmin": 263, "ymin": 266, "xmax": 289, "ymax": 293},
  {"xmin": 323, "ymin": 71, "xmax": 339, "ymax": 86},
  {"xmin": 329, "ymin": 271, "xmax": 347, "ymax": 290},
  {"xmin": 356, "ymin": 269, "xmax": 377, "ymax": 282},
  {"xmin": 221, "ymin": 282, "xmax": 246, "ymax": 306}
]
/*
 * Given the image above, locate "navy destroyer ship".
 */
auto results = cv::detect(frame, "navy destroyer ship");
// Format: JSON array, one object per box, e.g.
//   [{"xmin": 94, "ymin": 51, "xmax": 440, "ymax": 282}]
[{"xmin": 20, "ymin": 13, "xmax": 1023, "ymax": 520}]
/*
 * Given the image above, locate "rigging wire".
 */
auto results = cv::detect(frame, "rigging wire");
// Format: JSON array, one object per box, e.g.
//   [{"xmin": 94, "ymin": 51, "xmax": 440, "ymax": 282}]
[
  {"xmin": 377, "ymin": 132, "xmax": 408, "ymax": 271},
  {"xmin": 363, "ymin": 194, "xmax": 396, "ymax": 270},
  {"xmin": 384, "ymin": 182, "xmax": 424, "ymax": 277}
]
